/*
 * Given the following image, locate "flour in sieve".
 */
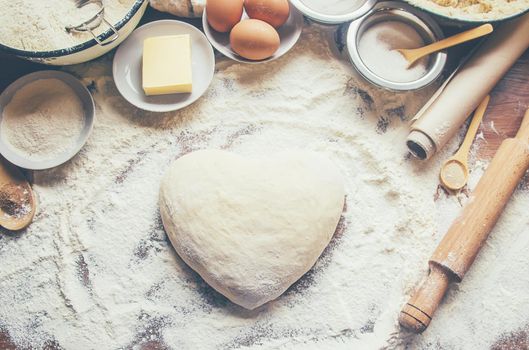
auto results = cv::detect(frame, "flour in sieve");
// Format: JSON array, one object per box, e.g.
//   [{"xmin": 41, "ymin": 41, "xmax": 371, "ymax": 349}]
[{"xmin": 0, "ymin": 25, "xmax": 528, "ymax": 349}]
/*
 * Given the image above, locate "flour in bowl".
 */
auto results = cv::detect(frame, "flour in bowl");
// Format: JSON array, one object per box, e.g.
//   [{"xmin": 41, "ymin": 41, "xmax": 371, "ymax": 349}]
[
  {"xmin": 358, "ymin": 21, "xmax": 429, "ymax": 83},
  {"xmin": 0, "ymin": 0, "xmax": 136, "ymax": 51},
  {"xmin": 406, "ymin": 0, "xmax": 529, "ymax": 21},
  {"xmin": 1, "ymin": 78, "xmax": 85, "ymax": 162}
]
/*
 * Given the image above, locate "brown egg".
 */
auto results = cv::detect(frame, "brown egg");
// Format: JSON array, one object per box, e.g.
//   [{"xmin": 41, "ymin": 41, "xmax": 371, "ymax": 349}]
[
  {"xmin": 206, "ymin": 0, "xmax": 244, "ymax": 33},
  {"xmin": 244, "ymin": 0, "xmax": 290, "ymax": 28},
  {"xmin": 230, "ymin": 19, "xmax": 280, "ymax": 61}
]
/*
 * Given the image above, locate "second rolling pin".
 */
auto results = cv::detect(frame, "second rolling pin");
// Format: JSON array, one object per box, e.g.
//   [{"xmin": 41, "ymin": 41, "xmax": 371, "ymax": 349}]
[{"xmin": 399, "ymin": 108, "xmax": 529, "ymax": 333}]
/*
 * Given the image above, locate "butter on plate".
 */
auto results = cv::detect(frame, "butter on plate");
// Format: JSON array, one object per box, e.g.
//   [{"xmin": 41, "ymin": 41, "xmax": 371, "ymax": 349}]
[{"xmin": 142, "ymin": 35, "xmax": 193, "ymax": 96}]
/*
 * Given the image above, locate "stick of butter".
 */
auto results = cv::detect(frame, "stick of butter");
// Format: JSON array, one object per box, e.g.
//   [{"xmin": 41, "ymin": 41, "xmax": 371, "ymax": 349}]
[{"xmin": 142, "ymin": 35, "xmax": 193, "ymax": 96}]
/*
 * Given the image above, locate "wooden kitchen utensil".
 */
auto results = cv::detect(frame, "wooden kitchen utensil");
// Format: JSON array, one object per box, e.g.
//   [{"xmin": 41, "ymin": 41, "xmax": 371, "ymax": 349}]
[
  {"xmin": 440, "ymin": 95, "xmax": 490, "ymax": 191},
  {"xmin": 397, "ymin": 24, "xmax": 493, "ymax": 67},
  {"xmin": 0, "ymin": 157, "xmax": 36, "ymax": 231},
  {"xmin": 399, "ymin": 108, "xmax": 529, "ymax": 333}
]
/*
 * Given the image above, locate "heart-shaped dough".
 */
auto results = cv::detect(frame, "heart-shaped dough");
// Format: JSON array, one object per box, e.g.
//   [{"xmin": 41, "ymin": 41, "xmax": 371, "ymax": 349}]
[{"xmin": 159, "ymin": 150, "xmax": 345, "ymax": 309}]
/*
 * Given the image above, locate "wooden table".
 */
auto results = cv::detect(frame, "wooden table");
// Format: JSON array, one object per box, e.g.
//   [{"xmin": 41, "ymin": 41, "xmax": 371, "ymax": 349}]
[{"xmin": 1, "ymin": 6, "xmax": 528, "ymax": 349}]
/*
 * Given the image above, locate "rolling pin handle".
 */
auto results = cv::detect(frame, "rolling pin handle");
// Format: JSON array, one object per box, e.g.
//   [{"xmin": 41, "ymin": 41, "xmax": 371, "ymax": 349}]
[
  {"xmin": 515, "ymin": 109, "xmax": 529, "ymax": 142},
  {"xmin": 399, "ymin": 263, "xmax": 453, "ymax": 333}
]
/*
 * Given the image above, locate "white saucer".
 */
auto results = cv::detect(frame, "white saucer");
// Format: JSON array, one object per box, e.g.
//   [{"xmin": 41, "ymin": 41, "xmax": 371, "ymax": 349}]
[
  {"xmin": 113, "ymin": 20, "xmax": 215, "ymax": 112},
  {"xmin": 202, "ymin": 4, "xmax": 304, "ymax": 64},
  {"xmin": 0, "ymin": 70, "xmax": 95, "ymax": 170}
]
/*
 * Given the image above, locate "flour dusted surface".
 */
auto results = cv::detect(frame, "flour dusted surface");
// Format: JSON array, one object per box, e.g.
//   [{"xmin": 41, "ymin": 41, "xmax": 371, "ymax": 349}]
[
  {"xmin": 0, "ymin": 25, "xmax": 528, "ymax": 349},
  {"xmin": 0, "ymin": 0, "xmax": 135, "ymax": 51}
]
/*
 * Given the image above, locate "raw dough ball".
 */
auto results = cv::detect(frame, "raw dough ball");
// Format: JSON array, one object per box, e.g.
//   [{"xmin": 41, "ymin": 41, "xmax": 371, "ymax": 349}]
[
  {"xmin": 159, "ymin": 150, "xmax": 345, "ymax": 309},
  {"xmin": 149, "ymin": 0, "xmax": 205, "ymax": 17}
]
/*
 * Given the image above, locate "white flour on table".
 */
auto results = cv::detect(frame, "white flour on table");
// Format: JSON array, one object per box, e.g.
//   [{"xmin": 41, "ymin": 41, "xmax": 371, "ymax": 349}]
[{"xmin": 0, "ymin": 25, "xmax": 528, "ymax": 349}]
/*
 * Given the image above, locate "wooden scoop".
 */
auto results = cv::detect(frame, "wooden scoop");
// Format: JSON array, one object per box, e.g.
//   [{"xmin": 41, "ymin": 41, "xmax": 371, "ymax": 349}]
[
  {"xmin": 397, "ymin": 24, "xmax": 493, "ymax": 67},
  {"xmin": 400, "ymin": 108, "xmax": 529, "ymax": 333},
  {"xmin": 0, "ymin": 157, "xmax": 36, "ymax": 231},
  {"xmin": 440, "ymin": 95, "xmax": 490, "ymax": 191}
]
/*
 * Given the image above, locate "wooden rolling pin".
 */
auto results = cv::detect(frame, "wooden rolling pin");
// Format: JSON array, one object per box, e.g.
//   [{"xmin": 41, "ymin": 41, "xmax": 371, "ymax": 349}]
[{"xmin": 399, "ymin": 108, "xmax": 529, "ymax": 333}]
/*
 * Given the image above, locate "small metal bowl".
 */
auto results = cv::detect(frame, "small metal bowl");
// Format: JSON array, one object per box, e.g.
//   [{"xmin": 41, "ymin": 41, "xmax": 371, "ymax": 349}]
[
  {"xmin": 0, "ymin": 71, "xmax": 95, "ymax": 170},
  {"xmin": 347, "ymin": 1, "xmax": 447, "ymax": 91}
]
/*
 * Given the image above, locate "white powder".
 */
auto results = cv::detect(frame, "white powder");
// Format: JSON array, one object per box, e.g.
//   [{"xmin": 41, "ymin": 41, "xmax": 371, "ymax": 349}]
[
  {"xmin": 1, "ymin": 78, "xmax": 85, "ymax": 162},
  {"xmin": 358, "ymin": 21, "xmax": 429, "ymax": 83},
  {"xmin": 298, "ymin": 0, "xmax": 366, "ymax": 15},
  {"xmin": 0, "ymin": 0, "xmax": 135, "ymax": 51},
  {"xmin": 0, "ymin": 25, "xmax": 528, "ymax": 349},
  {"xmin": 407, "ymin": 0, "xmax": 529, "ymax": 21}
]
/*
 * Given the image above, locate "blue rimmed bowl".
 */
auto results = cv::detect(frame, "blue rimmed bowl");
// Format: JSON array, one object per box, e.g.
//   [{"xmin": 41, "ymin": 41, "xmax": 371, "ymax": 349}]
[{"xmin": 0, "ymin": 0, "xmax": 148, "ymax": 66}]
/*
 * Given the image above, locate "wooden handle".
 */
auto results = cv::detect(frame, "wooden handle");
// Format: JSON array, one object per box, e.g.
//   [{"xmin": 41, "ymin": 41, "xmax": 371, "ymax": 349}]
[
  {"xmin": 402, "ymin": 24, "xmax": 493, "ymax": 65},
  {"xmin": 516, "ymin": 109, "xmax": 529, "ymax": 141},
  {"xmin": 420, "ymin": 24, "xmax": 493, "ymax": 57},
  {"xmin": 454, "ymin": 95, "xmax": 489, "ymax": 162},
  {"xmin": 400, "ymin": 108, "xmax": 529, "ymax": 333},
  {"xmin": 399, "ymin": 264, "xmax": 452, "ymax": 333}
]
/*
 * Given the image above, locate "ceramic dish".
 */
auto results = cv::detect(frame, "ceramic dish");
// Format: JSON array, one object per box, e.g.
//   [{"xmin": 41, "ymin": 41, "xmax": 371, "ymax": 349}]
[
  {"xmin": 403, "ymin": 0, "xmax": 529, "ymax": 25},
  {"xmin": 347, "ymin": 1, "xmax": 447, "ymax": 91},
  {"xmin": 0, "ymin": 0, "xmax": 148, "ymax": 66},
  {"xmin": 289, "ymin": 0, "xmax": 377, "ymax": 24},
  {"xmin": 0, "ymin": 71, "xmax": 95, "ymax": 170},
  {"xmin": 202, "ymin": 5, "xmax": 304, "ymax": 64},
  {"xmin": 113, "ymin": 20, "xmax": 215, "ymax": 113}
]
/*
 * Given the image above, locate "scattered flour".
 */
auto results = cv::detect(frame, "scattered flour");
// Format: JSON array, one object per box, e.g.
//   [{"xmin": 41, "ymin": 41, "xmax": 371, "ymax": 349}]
[
  {"xmin": 0, "ymin": 0, "xmax": 136, "ymax": 51},
  {"xmin": 0, "ymin": 25, "xmax": 528, "ymax": 349},
  {"xmin": 358, "ymin": 21, "xmax": 429, "ymax": 83},
  {"xmin": 1, "ymin": 79, "xmax": 85, "ymax": 162}
]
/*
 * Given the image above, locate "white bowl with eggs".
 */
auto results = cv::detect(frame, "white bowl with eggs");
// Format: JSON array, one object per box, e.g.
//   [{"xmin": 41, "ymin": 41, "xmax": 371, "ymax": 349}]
[{"xmin": 203, "ymin": 0, "xmax": 304, "ymax": 63}]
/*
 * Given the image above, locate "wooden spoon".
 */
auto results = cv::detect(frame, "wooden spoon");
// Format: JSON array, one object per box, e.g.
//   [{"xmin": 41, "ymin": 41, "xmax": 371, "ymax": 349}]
[
  {"xmin": 397, "ymin": 24, "xmax": 493, "ymax": 67},
  {"xmin": 439, "ymin": 95, "xmax": 490, "ymax": 192},
  {"xmin": 0, "ymin": 157, "xmax": 36, "ymax": 231}
]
